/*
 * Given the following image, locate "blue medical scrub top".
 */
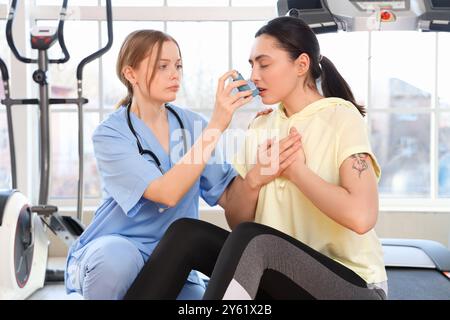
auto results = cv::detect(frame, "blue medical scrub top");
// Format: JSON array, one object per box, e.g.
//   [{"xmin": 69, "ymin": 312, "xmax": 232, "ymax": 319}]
[{"xmin": 65, "ymin": 104, "xmax": 237, "ymax": 293}]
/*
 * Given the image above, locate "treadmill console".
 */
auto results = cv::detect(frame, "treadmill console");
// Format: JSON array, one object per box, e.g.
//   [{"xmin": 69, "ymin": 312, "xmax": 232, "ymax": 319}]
[
  {"xmin": 327, "ymin": 0, "xmax": 421, "ymax": 31},
  {"xmin": 349, "ymin": 0, "xmax": 410, "ymax": 11},
  {"xmin": 277, "ymin": 0, "xmax": 338, "ymax": 33},
  {"xmin": 419, "ymin": 0, "xmax": 450, "ymax": 31},
  {"xmin": 277, "ymin": 0, "xmax": 450, "ymax": 33}
]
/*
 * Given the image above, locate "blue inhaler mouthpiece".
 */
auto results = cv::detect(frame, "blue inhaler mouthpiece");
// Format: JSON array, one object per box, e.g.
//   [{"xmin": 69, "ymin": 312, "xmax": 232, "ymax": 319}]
[{"xmin": 233, "ymin": 71, "xmax": 260, "ymax": 97}]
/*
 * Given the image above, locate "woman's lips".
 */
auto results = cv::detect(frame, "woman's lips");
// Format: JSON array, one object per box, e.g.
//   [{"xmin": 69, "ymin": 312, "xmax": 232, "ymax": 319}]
[
  {"xmin": 168, "ymin": 86, "xmax": 180, "ymax": 92},
  {"xmin": 258, "ymin": 88, "xmax": 267, "ymax": 96}
]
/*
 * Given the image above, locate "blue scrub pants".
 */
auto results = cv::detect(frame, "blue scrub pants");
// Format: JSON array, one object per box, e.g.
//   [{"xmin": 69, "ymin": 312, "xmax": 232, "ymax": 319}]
[{"xmin": 66, "ymin": 235, "xmax": 207, "ymax": 300}]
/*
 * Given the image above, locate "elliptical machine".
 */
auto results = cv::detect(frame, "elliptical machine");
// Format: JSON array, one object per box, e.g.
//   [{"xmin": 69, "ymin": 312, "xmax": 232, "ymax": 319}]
[{"xmin": 0, "ymin": 0, "xmax": 113, "ymax": 299}]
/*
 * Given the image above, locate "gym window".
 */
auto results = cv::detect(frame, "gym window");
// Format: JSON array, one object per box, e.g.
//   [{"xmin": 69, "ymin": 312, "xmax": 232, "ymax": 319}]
[{"xmin": 0, "ymin": 1, "xmax": 449, "ymax": 211}]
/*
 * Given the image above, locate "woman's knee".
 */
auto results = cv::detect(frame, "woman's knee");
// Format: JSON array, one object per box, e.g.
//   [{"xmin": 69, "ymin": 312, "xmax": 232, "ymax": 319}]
[
  {"xmin": 81, "ymin": 236, "xmax": 144, "ymax": 299},
  {"xmin": 165, "ymin": 218, "xmax": 225, "ymax": 246},
  {"xmin": 233, "ymin": 221, "xmax": 289, "ymax": 241},
  {"xmin": 232, "ymin": 221, "xmax": 265, "ymax": 238},
  {"xmin": 166, "ymin": 218, "xmax": 199, "ymax": 235}
]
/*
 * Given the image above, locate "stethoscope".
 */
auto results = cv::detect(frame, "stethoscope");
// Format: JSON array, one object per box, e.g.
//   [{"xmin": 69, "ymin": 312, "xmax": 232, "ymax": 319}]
[{"xmin": 126, "ymin": 101, "xmax": 188, "ymax": 175}]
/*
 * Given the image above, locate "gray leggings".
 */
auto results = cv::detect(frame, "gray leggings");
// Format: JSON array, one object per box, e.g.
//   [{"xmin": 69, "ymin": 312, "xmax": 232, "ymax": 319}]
[
  {"xmin": 206, "ymin": 232, "xmax": 386, "ymax": 299},
  {"xmin": 203, "ymin": 221, "xmax": 387, "ymax": 300}
]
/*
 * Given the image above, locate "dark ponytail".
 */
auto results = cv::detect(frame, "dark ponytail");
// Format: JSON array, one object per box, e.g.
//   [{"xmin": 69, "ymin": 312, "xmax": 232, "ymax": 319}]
[
  {"xmin": 255, "ymin": 16, "xmax": 365, "ymax": 117},
  {"xmin": 319, "ymin": 56, "xmax": 365, "ymax": 116}
]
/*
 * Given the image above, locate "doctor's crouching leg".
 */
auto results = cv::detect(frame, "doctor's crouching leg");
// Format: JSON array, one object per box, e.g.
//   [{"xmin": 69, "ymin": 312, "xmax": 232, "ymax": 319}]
[
  {"xmin": 176, "ymin": 281, "xmax": 208, "ymax": 300},
  {"xmin": 66, "ymin": 235, "xmax": 145, "ymax": 300}
]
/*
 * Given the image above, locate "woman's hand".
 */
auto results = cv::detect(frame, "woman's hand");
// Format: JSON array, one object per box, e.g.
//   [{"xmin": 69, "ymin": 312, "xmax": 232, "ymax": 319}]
[
  {"xmin": 280, "ymin": 127, "xmax": 306, "ymax": 181},
  {"xmin": 246, "ymin": 129, "xmax": 302, "ymax": 189},
  {"xmin": 210, "ymin": 70, "xmax": 254, "ymax": 132}
]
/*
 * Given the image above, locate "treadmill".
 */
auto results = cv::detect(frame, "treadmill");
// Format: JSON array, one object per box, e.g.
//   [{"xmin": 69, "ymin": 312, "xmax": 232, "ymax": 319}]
[
  {"xmin": 382, "ymin": 239, "xmax": 450, "ymax": 299},
  {"xmin": 277, "ymin": 0, "xmax": 450, "ymax": 299}
]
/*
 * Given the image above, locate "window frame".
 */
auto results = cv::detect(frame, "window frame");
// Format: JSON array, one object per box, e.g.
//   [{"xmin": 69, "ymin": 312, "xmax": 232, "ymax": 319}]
[{"xmin": 0, "ymin": 1, "xmax": 449, "ymax": 212}]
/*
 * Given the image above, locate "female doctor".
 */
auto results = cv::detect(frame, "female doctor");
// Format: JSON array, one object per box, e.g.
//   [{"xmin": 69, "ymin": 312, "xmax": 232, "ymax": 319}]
[{"xmin": 64, "ymin": 29, "xmax": 302, "ymax": 300}]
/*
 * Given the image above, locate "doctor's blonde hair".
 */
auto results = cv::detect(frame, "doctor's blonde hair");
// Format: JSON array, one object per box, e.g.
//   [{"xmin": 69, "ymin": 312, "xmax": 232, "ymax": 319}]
[{"xmin": 116, "ymin": 29, "xmax": 182, "ymax": 108}]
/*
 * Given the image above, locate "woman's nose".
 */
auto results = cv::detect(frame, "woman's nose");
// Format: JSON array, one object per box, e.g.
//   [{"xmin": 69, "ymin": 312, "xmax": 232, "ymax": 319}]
[
  {"xmin": 171, "ymin": 67, "xmax": 180, "ymax": 80},
  {"xmin": 250, "ymin": 68, "xmax": 260, "ymax": 83}
]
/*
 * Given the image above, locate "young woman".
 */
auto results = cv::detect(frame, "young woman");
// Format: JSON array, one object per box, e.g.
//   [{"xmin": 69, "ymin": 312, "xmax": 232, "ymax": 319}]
[
  {"xmin": 124, "ymin": 17, "xmax": 388, "ymax": 300},
  {"xmin": 64, "ymin": 29, "xmax": 302, "ymax": 300}
]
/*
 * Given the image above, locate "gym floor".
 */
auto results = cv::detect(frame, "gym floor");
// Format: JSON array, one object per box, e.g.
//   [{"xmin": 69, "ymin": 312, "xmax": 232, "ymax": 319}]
[
  {"xmin": 27, "ymin": 257, "xmax": 83, "ymax": 300},
  {"xmin": 28, "ymin": 283, "xmax": 82, "ymax": 300}
]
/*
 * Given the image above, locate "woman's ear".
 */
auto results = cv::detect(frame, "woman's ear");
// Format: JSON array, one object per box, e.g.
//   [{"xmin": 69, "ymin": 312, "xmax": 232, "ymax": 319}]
[
  {"xmin": 295, "ymin": 53, "xmax": 310, "ymax": 77},
  {"xmin": 122, "ymin": 66, "xmax": 137, "ymax": 85}
]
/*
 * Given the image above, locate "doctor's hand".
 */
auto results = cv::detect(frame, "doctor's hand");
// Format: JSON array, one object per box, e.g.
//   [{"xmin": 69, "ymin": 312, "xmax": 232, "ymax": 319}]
[
  {"xmin": 280, "ymin": 127, "xmax": 306, "ymax": 181},
  {"xmin": 246, "ymin": 130, "xmax": 302, "ymax": 189},
  {"xmin": 210, "ymin": 70, "xmax": 254, "ymax": 132}
]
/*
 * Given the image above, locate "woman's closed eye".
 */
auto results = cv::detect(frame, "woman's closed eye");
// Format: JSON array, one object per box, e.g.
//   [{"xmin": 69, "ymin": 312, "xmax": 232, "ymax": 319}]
[{"xmin": 250, "ymin": 63, "xmax": 270, "ymax": 69}]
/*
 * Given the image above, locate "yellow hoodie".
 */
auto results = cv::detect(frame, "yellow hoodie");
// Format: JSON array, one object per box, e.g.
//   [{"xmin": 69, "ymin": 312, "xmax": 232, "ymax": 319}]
[{"xmin": 233, "ymin": 97, "xmax": 387, "ymax": 285}]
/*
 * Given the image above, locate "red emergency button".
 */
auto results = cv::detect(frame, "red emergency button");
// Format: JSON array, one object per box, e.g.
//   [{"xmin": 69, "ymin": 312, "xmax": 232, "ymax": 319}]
[{"xmin": 380, "ymin": 10, "xmax": 395, "ymax": 22}]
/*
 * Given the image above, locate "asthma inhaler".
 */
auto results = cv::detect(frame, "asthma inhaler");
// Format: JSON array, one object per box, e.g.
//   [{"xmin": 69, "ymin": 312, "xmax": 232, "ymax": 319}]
[{"xmin": 232, "ymin": 71, "xmax": 260, "ymax": 97}]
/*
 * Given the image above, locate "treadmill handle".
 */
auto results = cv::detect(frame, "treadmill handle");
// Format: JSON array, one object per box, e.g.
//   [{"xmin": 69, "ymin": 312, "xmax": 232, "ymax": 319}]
[
  {"xmin": 6, "ymin": 0, "xmax": 37, "ymax": 64},
  {"xmin": 49, "ymin": 0, "xmax": 71, "ymax": 64},
  {"xmin": 0, "ymin": 58, "xmax": 10, "ymax": 82},
  {"xmin": 76, "ymin": 0, "xmax": 113, "ymax": 81}
]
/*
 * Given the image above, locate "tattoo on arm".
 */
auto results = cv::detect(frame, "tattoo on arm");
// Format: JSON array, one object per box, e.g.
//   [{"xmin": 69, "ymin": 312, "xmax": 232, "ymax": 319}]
[{"xmin": 351, "ymin": 153, "xmax": 369, "ymax": 178}]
